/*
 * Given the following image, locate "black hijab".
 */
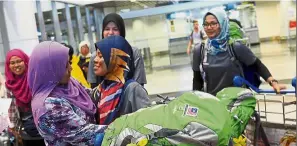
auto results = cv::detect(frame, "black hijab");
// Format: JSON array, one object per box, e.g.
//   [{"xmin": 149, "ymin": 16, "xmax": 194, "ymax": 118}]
[{"xmin": 102, "ymin": 13, "xmax": 126, "ymax": 39}]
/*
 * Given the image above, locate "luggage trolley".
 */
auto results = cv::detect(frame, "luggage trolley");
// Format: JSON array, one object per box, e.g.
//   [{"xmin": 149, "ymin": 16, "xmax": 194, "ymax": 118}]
[{"xmin": 233, "ymin": 76, "xmax": 296, "ymax": 146}]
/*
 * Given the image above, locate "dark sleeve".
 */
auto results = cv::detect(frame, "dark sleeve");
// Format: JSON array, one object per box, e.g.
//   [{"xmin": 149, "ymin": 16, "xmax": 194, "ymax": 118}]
[
  {"xmin": 233, "ymin": 42, "xmax": 257, "ymax": 66},
  {"xmin": 132, "ymin": 47, "xmax": 147, "ymax": 85},
  {"xmin": 121, "ymin": 82, "xmax": 151, "ymax": 115},
  {"xmin": 192, "ymin": 43, "xmax": 203, "ymax": 90},
  {"xmin": 192, "ymin": 43, "xmax": 202, "ymax": 71},
  {"xmin": 233, "ymin": 42, "xmax": 272, "ymax": 81},
  {"xmin": 248, "ymin": 58, "xmax": 272, "ymax": 81},
  {"xmin": 193, "ymin": 71, "xmax": 203, "ymax": 91}
]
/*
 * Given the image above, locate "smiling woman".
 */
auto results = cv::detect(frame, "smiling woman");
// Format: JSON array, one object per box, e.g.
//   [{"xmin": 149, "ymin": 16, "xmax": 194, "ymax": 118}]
[
  {"xmin": 5, "ymin": 49, "xmax": 31, "ymax": 109},
  {"xmin": 8, "ymin": 56, "xmax": 25, "ymax": 76},
  {"xmin": 4, "ymin": 49, "xmax": 45, "ymax": 145},
  {"xmin": 92, "ymin": 36, "xmax": 151, "ymax": 126}
]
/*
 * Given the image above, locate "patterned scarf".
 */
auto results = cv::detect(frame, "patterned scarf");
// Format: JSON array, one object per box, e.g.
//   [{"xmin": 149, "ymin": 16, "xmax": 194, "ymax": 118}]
[
  {"xmin": 204, "ymin": 8, "xmax": 230, "ymax": 55},
  {"xmin": 94, "ymin": 36, "xmax": 134, "ymax": 125}
]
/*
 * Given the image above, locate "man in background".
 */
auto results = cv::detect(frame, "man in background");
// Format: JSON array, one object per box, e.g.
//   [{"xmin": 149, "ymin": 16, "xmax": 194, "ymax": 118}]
[{"xmin": 186, "ymin": 20, "xmax": 207, "ymax": 65}]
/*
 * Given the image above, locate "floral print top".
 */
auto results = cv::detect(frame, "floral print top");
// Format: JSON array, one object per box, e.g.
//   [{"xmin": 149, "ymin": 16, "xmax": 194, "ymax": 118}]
[{"xmin": 37, "ymin": 97, "xmax": 106, "ymax": 146}]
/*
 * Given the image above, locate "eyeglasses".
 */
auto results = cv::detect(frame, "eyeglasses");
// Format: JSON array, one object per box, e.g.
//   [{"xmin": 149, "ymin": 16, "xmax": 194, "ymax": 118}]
[
  {"xmin": 9, "ymin": 60, "xmax": 24, "ymax": 66},
  {"xmin": 203, "ymin": 22, "xmax": 218, "ymax": 28}
]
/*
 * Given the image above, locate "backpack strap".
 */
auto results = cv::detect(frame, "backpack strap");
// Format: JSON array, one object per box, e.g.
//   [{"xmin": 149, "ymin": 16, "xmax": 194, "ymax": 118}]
[
  {"xmin": 227, "ymin": 43, "xmax": 237, "ymax": 62},
  {"xmin": 228, "ymin": 43, "xmax": 246, "ymax": 87},
  {"xmin": 200, "ymin": 30, "xmax": 203, "ymax": 40},
  {"xmin": 200, "ymin": 43, "xmax": 205, "ymax": 63},
  {"xmin": 190, "ymin": 31, "xmax": 193, "ymax": 40},
  {"xmin": 199, "ymin": 43, "xmax": 207, "ymax": 92}
]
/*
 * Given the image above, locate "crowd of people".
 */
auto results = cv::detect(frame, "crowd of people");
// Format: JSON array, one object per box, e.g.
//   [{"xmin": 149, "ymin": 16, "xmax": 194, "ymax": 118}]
[{"xmin": 0, "ymin": 9, "xmax": 285, "ymax": 146}]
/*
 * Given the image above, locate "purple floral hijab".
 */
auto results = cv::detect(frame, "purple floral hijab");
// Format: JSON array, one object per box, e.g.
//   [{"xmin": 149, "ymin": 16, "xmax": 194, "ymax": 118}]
[{"xmin": 28, "ymin": 41, "xmax": 96, "ymax": 125}]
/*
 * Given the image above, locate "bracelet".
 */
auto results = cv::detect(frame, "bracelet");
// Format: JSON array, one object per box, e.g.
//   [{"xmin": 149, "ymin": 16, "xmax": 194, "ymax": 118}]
[{"xmin": 269, "ymin": 79, "xmax": 278, "ymax": 86}]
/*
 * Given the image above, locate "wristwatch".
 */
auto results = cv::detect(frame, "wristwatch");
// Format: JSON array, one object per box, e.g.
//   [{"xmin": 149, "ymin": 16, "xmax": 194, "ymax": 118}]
[{"xmin": 269, "ymin": 79, "xmax": 278, "ymax": 86}]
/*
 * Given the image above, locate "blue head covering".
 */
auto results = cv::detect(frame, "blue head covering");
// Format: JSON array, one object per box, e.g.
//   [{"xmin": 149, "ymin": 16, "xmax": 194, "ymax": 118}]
[
  {"xmin": 203, "ymin": 8, "xmax": 229, "ymax": 55},
  {"xmin": 94, "ymin": 35, "xmax": 135, "ymax": 125},
  {"xmin": 95, "ymin": 35, "xmax": 135, "ymax": 83}
]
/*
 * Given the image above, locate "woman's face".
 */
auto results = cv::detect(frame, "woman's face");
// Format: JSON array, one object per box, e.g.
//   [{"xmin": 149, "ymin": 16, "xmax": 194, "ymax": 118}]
[
  {"xmin": 103, "ymin": 22, "xmax": 120, "ymax": 38},
  {"xmin": 203, "ymin": 15, "xmax": 221, "ymax": 39},
  {"xmin": 59, "ymin": 56, "xmax": 72, "ymax": 84},
  {"xmin": 80, "ymin": 44, "xmax": 90, "ymax": 56},
  {"xmin": 9, "ymin": 56, "xmax": 26, "ymax": 76},
  {"xmin": 93, "ymin": 50, "xmax": 108, "ymax": 76}
]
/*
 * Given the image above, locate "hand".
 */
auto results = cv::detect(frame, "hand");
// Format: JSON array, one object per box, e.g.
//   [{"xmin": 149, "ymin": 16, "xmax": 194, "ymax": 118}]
[
  {"xmin": 187, "ymin": 48, "xmax": 191, "ymax": 55},
  {"xmin": 9, "ymin": 128, "xmax": 23, "ymax": 145},
  {"xmin": 271, "ymin": 82, "xmax": 286, "ymax": 93}
]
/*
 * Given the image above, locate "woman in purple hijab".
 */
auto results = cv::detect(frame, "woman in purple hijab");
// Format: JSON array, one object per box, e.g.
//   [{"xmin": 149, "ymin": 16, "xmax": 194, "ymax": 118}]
[{"xmin": 28, "ymin": 41, "xmax": 106, "ymax": 146}]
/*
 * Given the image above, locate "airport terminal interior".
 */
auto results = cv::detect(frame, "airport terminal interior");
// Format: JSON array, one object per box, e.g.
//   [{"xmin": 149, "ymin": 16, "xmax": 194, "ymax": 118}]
[
  {"xmin": 0, "ymin": 0, "xmax": 296, "ymax": 93},
  {"xmin": 0, "ymin": 0, "xmax": 296, "ymax": 145}
]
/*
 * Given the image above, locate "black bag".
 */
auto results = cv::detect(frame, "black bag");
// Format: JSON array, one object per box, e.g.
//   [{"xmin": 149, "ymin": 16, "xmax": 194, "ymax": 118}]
[{"xmin": 20, "ymin": 112, "xmax": 40, "ymax": 137}]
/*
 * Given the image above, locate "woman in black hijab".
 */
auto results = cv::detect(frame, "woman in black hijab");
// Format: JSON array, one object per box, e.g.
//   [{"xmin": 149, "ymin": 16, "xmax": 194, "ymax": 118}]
[{"xmin": 88, "ymin": 13, "xmax": 147, "ymax": 88}]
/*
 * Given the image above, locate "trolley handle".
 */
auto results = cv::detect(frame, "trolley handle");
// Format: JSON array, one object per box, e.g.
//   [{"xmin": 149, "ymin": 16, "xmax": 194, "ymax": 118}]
[
  {"xmin": 292, "ymin": 77, "xmax": 296, "ymax": 87},
  {"xmin": 233, "ymin": 76, "xmax": 296, "ymax": 94}
]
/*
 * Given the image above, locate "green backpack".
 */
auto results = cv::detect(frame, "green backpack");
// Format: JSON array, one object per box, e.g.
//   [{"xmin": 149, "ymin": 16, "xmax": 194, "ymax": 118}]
[
  {"xmin": 216, "ymin": 87, "xmax": 256, "ymax": 138},
  {"xmin": 229, "ymin": 19, "xmax": 246, "ymax": 44},
  {"xmin": 101, "ymin": 92, "xmax": 233, "ymax": 146}
]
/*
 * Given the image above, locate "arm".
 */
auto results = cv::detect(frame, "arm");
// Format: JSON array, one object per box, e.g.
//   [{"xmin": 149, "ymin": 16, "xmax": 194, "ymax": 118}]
[
  {"xmin": 193, "ymin": 71, "xmax": 203, "ymax": 91},
  {"xmin": 192, "ymin": 43, "xmax": 204, "ymax": 90},
  {"xmin": 233, "ymin": 43, "xmax": 285, "ymax": 91},
  {"xmin": 248, "ymin": 58, "xmax": 281, "ymax": 89},
  {"xmin": 233, "ymin": 43, "xmax": 271, "ymax": 81},
  {"xmin": 248, "ymin": 58, "xmax": 271, "ymax": 81},
  {"xmin": 187, "ymin": 39, "xmax": 193, "ymax": 55},
  {"xmin": 8, "ymin": 98, "xmax": 18, "ymax": 128},
  {"xmin": 38, "ymin": 97, "xmax": 106, "ymax": 145},
  {"xmin": 132, "ymin": 47, "xmax": 147, "ymax": 85}
]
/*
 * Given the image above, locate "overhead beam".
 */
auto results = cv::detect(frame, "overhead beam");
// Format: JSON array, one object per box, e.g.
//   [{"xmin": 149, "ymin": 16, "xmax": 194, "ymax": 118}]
[{"xmin": 120, "ymin": 1, "xmax": 239, "ymax": 19}]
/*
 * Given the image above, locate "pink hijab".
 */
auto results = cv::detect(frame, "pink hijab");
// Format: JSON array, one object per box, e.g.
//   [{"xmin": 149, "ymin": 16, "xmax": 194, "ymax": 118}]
[{"xmin": 5, "ymin": 49, "xmax": 32, "ymax": 109}]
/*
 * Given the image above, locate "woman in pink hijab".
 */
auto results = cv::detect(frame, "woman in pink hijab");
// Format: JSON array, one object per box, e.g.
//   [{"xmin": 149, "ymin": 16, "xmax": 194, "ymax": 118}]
[
  {"xmin": 5, "ymin": 49, "xmax": 31, "ymax": 109},
  {"xmin": 5, "ymin": 49, "xmax": 44, "ymax": 145}
]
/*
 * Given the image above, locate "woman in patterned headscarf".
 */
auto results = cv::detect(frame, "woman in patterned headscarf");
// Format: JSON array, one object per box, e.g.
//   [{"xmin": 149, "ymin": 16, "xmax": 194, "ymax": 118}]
[{"xmin": 92, "ymin": 35, "xmax": 151, "ymax": 125}]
